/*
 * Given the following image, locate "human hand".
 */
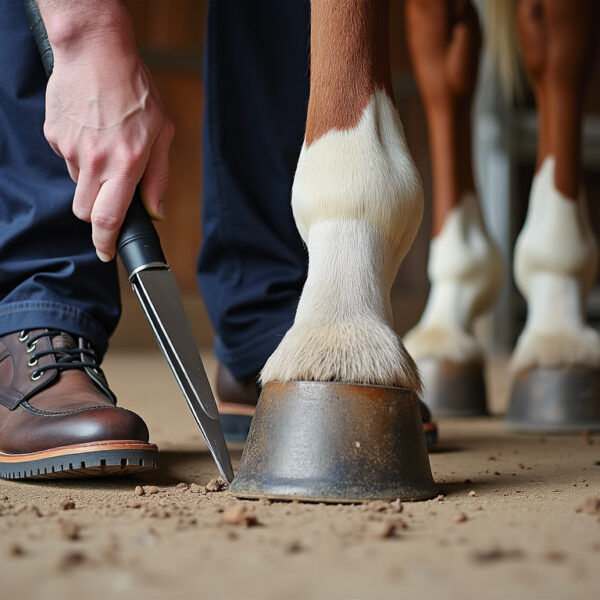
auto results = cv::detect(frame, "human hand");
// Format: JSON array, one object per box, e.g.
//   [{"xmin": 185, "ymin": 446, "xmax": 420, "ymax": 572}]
[{"xmin": 39, "ymin": 1, "xmax": 174, "ymax": 261}]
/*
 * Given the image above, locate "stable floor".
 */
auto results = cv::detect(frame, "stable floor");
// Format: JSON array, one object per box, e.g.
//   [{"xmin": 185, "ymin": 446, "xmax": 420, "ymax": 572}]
[{"xmin": 0, "ymin": 351, "xmax": 599, "ymax": 600}]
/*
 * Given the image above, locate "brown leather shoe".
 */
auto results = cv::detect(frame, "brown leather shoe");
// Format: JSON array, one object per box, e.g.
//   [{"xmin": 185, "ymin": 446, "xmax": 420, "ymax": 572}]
[
  {"xmin": 0, "ymin": 329, "xmax": 158, "ymax": 479},
  {"xmin": 216, "ymin": 362, "xmax": 260, "ymax": 443}
]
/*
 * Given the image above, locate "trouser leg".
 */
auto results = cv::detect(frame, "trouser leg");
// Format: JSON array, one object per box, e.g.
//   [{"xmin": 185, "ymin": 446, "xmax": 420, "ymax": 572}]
[
  {"xmin": 198, "ymin": 0, "xmax": 310, "ymax": 379},
  {"xmin": 0, "ymin": 2, "xmax": 120, "ymax": 359}
]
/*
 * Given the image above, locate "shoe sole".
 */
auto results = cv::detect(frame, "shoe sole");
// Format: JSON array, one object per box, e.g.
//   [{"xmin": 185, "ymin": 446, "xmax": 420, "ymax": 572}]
[
  {"xmin": 0, "ymin": 440, "xmax": 158, "ymax": 480},
  {"xmin": 423, "ymin": 422, "xmax": 438, "ymax": 449}
]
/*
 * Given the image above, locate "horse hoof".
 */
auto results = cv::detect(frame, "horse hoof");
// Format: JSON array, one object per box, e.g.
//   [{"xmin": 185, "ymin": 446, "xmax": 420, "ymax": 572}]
[
  {"xmin": 229, "ymin": 380, "xmax": 438, "ymax": 503},
  {"xmin": 506, "ymin": 366, "xmax": 600, "ymax": 432},
  {"xmin": 418, "ymin": 359, "xmax": 488, "ymax": 417}
]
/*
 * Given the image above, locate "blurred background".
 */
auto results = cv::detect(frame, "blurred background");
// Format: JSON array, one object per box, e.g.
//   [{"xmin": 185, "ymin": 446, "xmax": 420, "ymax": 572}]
[{"xmin": 113, "ymin": 0, "xmax": 600, "ymax": 358}]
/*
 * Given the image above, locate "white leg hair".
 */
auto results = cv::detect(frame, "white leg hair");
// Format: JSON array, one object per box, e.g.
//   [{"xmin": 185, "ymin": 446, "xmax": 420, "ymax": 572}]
[
  {"xmin": 403, "ymin": 193, "xmax": 502, "ymax": 363},
  {"xmin": 511, "ymin": 156, "xmax": 600, "ymax": 373},
  {"xmin": 260, "ymin": 90, "xmax": 423, "ymax": 390}
]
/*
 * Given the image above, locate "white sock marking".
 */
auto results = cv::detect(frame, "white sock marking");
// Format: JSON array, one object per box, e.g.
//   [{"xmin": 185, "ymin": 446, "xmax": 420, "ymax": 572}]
[
  {"xmin": 404, "ymin": 193, "xmax": 502, "ymax": 363},
  {"xmin": 511, "ymin": 156, "xmax": 600, "ymax": 373},
  {"xmin": 261, "ymin": 91, "xmax": 423, "ymax": 389}
]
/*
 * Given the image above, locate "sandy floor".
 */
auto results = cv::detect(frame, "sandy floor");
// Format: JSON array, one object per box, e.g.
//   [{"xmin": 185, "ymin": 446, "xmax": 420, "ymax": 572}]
[{"xmin": 1, "ymin": 350, "xmax": 599, "ymax": 600}]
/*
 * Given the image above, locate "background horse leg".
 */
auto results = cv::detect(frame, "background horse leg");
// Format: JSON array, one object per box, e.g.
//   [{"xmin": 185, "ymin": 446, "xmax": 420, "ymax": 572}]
[
  {"xmin": 261, "ymin": 0, "xmax": 424, "ymax": 392},
  {"xmin": 403, "ymin": 0, "xmax": 502, "ymax": 415},
  {"xmin": 509, "ymin": 0, "xmax": 600, "ymax": 430}
]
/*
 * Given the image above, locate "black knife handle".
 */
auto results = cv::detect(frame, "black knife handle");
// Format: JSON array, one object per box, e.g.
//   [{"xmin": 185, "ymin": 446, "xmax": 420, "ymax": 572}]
[
  {"xmin": 23, "ymin": 0, "xmax": 54, "ymax": 77},
  {"xmin": 23, "ymin": 0, "xmax": 168, "ymax": 279},
  {"xmin": 117, "ymin": 189, "xmax": 167, "ymax": 277}
]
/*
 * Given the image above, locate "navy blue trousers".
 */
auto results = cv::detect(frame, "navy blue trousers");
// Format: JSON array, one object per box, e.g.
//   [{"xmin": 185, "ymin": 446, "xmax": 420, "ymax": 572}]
[
  {"xmin": 198, "ymin": 1, "xmax": 309, "ymax": 379},
  {"xmin": 0, "ymin": 1, "xmax": 120, "ymax": 358},
  {"xmin": 1, "ymin": 1, "xmax": 309, "ymax": 374}
]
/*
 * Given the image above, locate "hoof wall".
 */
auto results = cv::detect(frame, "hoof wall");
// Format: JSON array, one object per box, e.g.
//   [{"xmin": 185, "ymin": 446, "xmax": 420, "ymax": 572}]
[
  {"xmin": 418, "ymin": 359, "xmax": 487, "ymax": 417},
  {"xmin": 229, "ymin": 381, "xmax": 438, "ymax": 503},
  {"xmin": 506, "ymin": 366, "xmax": 600, "ymax": 432}
]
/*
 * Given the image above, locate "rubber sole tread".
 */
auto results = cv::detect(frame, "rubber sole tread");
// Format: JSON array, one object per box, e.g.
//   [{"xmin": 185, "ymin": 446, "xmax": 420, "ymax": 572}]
[{"xmin": 0, "ymin": 447, "xmax": 158, "ymax": 480}]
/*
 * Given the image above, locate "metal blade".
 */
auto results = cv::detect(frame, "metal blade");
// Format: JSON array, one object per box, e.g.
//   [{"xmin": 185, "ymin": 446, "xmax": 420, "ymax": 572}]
[{"xmin": 130, "ymin": 267, "xmax": 234, "ymax": 483}]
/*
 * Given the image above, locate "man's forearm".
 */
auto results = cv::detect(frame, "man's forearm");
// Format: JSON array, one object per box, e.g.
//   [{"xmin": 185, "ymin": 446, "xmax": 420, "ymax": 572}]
[{"xmin": 36, "ymin": 0, "xmax": 134, "ymax": 54}]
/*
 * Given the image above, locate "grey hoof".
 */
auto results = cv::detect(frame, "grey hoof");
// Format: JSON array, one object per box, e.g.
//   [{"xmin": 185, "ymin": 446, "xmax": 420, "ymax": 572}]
[
  {"xmin": 506, "ymin": 366, "xmax": 600, "ymax": 433},
  {"xmin": 230, "ymin": 381, "xmax": 438, "ymax": 503},
  {"xmin": 418, "ymin": 359, "xmax": 488, "ymax": 417}
]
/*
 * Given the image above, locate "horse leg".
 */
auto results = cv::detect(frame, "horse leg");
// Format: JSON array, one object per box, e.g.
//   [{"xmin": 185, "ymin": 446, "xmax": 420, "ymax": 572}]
[
  {"xmin": 511, "ymin": 0, "xmax": 599, "ymax": 375},
  {"xmin": 402, "ymin": 0, "xmax": 501, "ymax": 413},
  {"xmin": 506, "ymin": 0, "xmax": 600, "ymax": 430},
  {"xmin": 260, "ymin": 0, "xmax": 424, "ymax": 392}
]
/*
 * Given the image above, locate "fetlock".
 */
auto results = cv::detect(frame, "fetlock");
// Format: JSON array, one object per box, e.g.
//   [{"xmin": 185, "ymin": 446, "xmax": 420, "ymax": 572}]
[
  {"xmin": 404, "ymin": 193, "xmax": 502, "ymax": 363},
  {"xmin": 261, "ymin": 220, "xmax": 422, "ymax": 391}
]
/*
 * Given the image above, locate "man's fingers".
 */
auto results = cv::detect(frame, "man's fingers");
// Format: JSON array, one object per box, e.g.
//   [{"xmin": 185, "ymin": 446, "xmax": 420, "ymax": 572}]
[
  {"xmin": 47, "ymin": 138, "xmax": 64, "ymax": 159},
  {"xmin": 90, "ymin": 178, "xmax": 137, "ymax": 262},
  {"xmin": 65, "ymin": 161, "xmax": 80, "ymax": 184},
  {"xmin": 139, "ymin": 120, "xmax": 174, "ymax": 220},
  {"xmin": 72, "ymin": 172, "xmax": 101, "ymax": 222}
]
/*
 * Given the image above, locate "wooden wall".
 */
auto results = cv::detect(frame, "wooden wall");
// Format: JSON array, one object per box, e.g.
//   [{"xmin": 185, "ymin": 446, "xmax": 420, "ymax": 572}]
[{"xmin": 113, "ymin": 1, "xmax": 209, "ymax": 348}]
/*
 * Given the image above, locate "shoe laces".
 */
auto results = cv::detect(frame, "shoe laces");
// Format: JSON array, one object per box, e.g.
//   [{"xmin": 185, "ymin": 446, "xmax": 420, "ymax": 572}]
[{"xmin": 19, "ymin": 329, "xmax": 103, "ymax": 382}]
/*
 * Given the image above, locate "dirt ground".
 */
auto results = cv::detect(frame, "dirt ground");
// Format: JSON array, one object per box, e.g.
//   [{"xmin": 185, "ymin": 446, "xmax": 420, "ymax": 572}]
[{"xmin": 1, "ymin": 350, "xmax": 599, "ymax": 600}]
